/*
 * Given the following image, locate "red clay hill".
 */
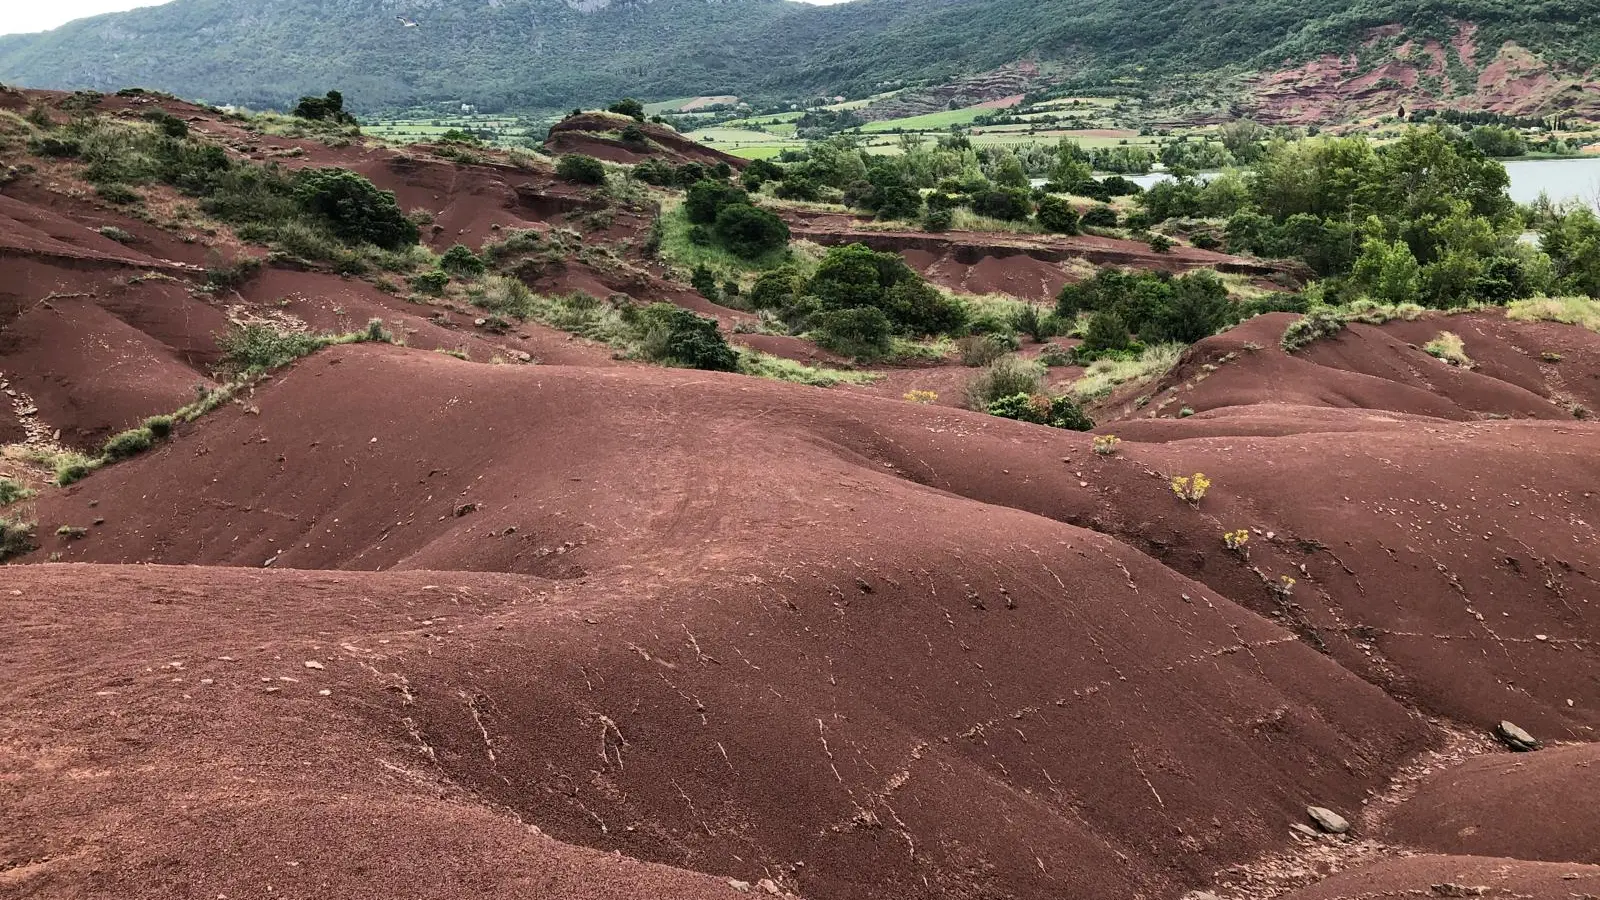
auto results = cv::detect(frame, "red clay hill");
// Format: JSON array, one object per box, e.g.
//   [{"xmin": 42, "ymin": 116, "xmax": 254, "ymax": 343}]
[{"xmin": 1, "ymin": 87, "xmax": 1597, "ymax": 900}]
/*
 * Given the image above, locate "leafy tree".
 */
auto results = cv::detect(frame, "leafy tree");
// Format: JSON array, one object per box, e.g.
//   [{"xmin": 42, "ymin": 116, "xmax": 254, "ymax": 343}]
[
  {"xmin": 1351, "ymin": 236, "xmax": 1422, "ymax": 304},
  {"xmin": 633, "ymin": 157, "xmax": 676, "ymax": 185},
  {"xmin": 968, "ymin": 187, "xmax": 1033, "ymax": 221},
  {"xmin": 685, "ymin": 180, "xmax": 749, "ymax": 224},
  {"xmin": 608, "ymin": 98, "xmax": 646, "ymax": 121},
  {"xmin": 690, "ymin": 264, "xmax": 722, "ymax": 300},
  {"xmin": 556, "ymin": 154, "xmax": 607, "ymax": 184},
  {"xmin": 749, "ymin": 266, "xmax": 804, "ymax": 310},
  {"xmin": 634, "ymin": 303, "xmax": 737, "ymax": 371},
  {"xmin": 1036, "ymin": 195, "xmax": 1080, "ymax": 234},
  {"xmin": 992, "ymin": 151, "xmax": 1030, "ymax": 188},
  {"xmin": 713, "ymin": 203, "xmax": 789, "ymax": 258},
  {"xmin": 292, "ymin": 167, "xmax": 417, "ymax": 250},
  {"xmin": 883, "ymin": 278, "xmax": 967, "ymax": 336},
  {"xmin": 1218, "ymin": 119, "xmax": 1270, "ymax": 163},
  {"xmin": 1082, "ymin": 309, "xmax": 1133, "ymax": 352},
  {"xmin": 1466, "ymin": 125, "xmax": 1526, "ymax": 158},
  {"xmin": 814, "ymin": 307, "xmax": 894, "ymax": 359},
  {"xmin": 1540, "ymin": 206, "xmax": 1600, "ymax": 296},
  {"xmin": 1081, "ymin": 205, "xmax": 1118, "ymax": 228},
  {"xmin": 1145, "ymin": 270, "xmax": 1229, "ymax": 343},
  {"xmin": 439, "ymin": 244, "xmax": 485, "ymax": 278},
  {"xmin": 292, "ymin": 90, "xmax": 356, "ymax": 125}
]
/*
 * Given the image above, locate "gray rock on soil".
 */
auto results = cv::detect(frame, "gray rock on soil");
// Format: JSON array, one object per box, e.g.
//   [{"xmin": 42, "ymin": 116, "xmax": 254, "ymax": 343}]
[
  {"xmin": 1307, "ymin": 805, "xmax": 1351, "ymax": 834},
  {"xmin": 1494, "ymin": 720, "xmax": 1539, "ymax": 751}
]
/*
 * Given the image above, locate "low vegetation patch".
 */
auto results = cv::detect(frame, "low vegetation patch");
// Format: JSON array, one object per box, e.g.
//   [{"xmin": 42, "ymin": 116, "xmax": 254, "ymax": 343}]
[
  {"xmin": 1506, "ymin": 296, "xmax": 1600, "ymax": 332},
  {"xmin": 0, "ymin": 515, "xmax": 35, "ymax": 562},
  {"xmin": 219, "ymin": 318, "xmax": 395, "ymax": 376},
  {"xmin": 1070, "ymin": 343, "xmax": 1184, "ymax": 401},
  {"xmin": 1281, "ymin": 311, "xmax": 1347, "ymax": 351},
  {"xmin": 986, "ymin": 392, "xmax": 1095, "ymax": 431},
  {"xmin": 0, "ymin": 477, "xmax": 35, "ymax": 506},
  {"xmin": 1423, "ymin": 331, "xmax": 1474, "ymax": 367}
]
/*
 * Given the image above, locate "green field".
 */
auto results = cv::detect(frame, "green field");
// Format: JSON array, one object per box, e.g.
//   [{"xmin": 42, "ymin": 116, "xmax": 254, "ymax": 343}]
[
  {"xmin": 643, "ymin": 97, "xmax": 701, "ymax": 115},
  {"xmin": 860, "ymin": 105, "xmax": 992, "ymax": 133},
  {"xmin": 823, "ymin": 91, "xmax": 903, "ymax": 111},
  {"xmin": 364, "ymin": 115, "xmax": 534, "ymax": 146},
  {"xmin": 721, "ymin": 111, "xmax": 805, "ymax": 128}
]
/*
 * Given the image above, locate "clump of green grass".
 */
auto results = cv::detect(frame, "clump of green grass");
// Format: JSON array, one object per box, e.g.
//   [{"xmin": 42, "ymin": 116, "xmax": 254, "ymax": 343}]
[
  {"xmin": 1507, "ymin": 296, "xmax": 1600, "ymax": 332},
  {"xmin": 56, "ymin": 525, "xmax": 88, "ymax": 539},
  {"xmin": 0, "ymin": 515, "xmax": 36, "ymax": 562},
  {"xmin": 217, "ymin": 318, "xmax": 395, "ymax": 375},
  {"xmin": 964, "ymin": 356, "xmax": 1045, "ymax": 410},
  {"xmin": 1281, "ymin": 311, "xmax": 1348, "ymax": 351},
  {"xmin": 0, "ymin": 477, "xmax": 34, "ymax": 506},
  {"xmin": 1070, "ymin": 343, "xmax": 1185, "ymax": 401},
  {"xmin": 948, "ymin": 209, "xmax": 1044, "ymax": 235},
  {"xmin": 735, "ymin": 351, "xmax": 877, "ymax": 386},
  {"xmin": 1423, "ymin": 331, "xmax": 1474, "ymax": 367}
]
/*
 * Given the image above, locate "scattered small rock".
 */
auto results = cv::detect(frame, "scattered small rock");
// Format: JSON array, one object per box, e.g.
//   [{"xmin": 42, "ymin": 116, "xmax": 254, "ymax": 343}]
[
  {"xmin": 756, "ymin": 879, "xmax": 781, "ymax": 896},
  {"xmin": 1494, "ymin": 720, "xmax": 1539, "ymax": 751},
  {"xmin": 726, "ymin": 880, "xmax": 751, "ymax": 893},
  {"xmin": 303, "ymin": 660, "xmax": 324, "ymax": 670},
  {"xmin": 1290, "ymin": 822, "xmax": 1320, "ymax": 838},
  {"xmin": 1431, "ymin": 884, "xmax": 1489, "ymax": 897},
  {"xmin": 1307, "ymin": 805, "xmax": 1350, "ymax": 834}
]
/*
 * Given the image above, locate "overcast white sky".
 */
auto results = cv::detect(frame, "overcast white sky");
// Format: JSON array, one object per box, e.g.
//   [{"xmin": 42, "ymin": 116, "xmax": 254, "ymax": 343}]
[{"xmin": 0, "ymin": 0, "xmax": 854, "ymax": 37}]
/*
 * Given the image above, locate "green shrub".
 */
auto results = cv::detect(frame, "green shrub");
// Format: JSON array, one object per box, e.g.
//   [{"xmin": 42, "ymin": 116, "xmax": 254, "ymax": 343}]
[
  {"xmin": 923, "ymin": 207, "xmax": 954, "ymax": 232},
  {"xmin": 292, "ymin": 90, "xmax": 356, "ymax": 125},
  {"xmin": 0, "ymin": 478, "xmax": 34, "ymax": 506},
  {"xmin": 968, "ymin": 187, "xmax": 1033, "ymax": 221},
  {"xmin": 814, "ymin": 307, "xmax": 894, "ymax": 360},
  {"xmin": 957, "ymin": 334, "xmax": 1009, "ymax": 367},
  {"xmin": 1038, "ymin": 343, "xmax": 1075, "ymax": 367},
  {"xmin": 205, "ymin": 256, "xmax": 263, "ymax": 288},
  {"xmin": 1036, "ymin": 196, "xmax": 1080, "ymax": 234},
  {"xmin": 1081, "ymin": 205, "xmax": 1118, "ymax": 228},
  {"xmin": 1281, "ymin": 310, "xmax": 1347, "ymax": 351},
  {"xmin": 690, "ymin": 263, "xmax": 722, "ymax": 300},
  {"xmin": 96, "ymin": 225, "xmax": 135, "ymax": 243},
  {"xmin": 141, "ymin": 110, "xmax": 189, "ymax": 138},
  {"xmin": 633, "ymin": 157, "xmax": 676, "ymax": 186},
  {"xmin": 439, "ymin": 243, "xmax": 486, "ymax": 278},
  {"xmin": 293, "ymin": 168, "xmax": 417, "ymax": 250},
  {"xmin": 1148, "ymin": 234, "xmax": 1175, "ymax": 253},
  {"xmin": 102, "ymin": 427, "xmax": 155, "ymax": 460},
  {"xmin": 218, "ymin": 324, "xmax": 330, "ymax": 374},
  {"xmin": 410, "ymin": 269, "xmax": 450, "ymax": 295},
  {"xmin": 632, "ymin": 303, "xmax": 738, "ymax": 371},
  {"xmin": 556, "ymin": 154, "xmax": 607, "ymax": 184},
  {"xmin": 713, "ymin": 203, "xmax": 789, "ymax": 258},
  {"xmin": 985, "ymin": 393, "xmax": 1094, "ymax": 430},
  {"xmin": 685, "ymin": 180, "xmax": 750, "ymax": 224},
  {"xmin": 0, "ymin": 516, "xmax": 36, "ymax": 562},
  {"xmin": 1082, "ymin": 310, "xmax": 1133, "ymax": 352},
  {"xmin": 143, "ymin": 414, "xmax": 175, "ymax": 439},
  {"xmin": 964, "ymin": 356, "xmax": 1045, "ymax": 409},
  {"xmin": 608, "ymin": 98, "xmax": 646, "ymax": 121},
  {"xmin": 749, "ymin": 267, "xmax": 804, "ymax": 310}
]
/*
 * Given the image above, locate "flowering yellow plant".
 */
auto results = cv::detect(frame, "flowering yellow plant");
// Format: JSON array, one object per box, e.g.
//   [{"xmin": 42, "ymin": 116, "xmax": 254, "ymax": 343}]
[{"xmin": 1171, "ymin": 472, "xmax": 1211, "ymax": 505}]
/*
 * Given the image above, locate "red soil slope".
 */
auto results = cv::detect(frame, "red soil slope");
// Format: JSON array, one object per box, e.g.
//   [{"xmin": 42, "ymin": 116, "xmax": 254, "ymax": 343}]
[
  {"xmin": 5, "ymin": 87, "xmax": 1600, "ymax": 900},
  {"xmin": 13, "ymin": 348, "xmax": 1445, "ymax": 900},
  {"xmin": 1381, "ymin": 743, "xmax": 1600, "ymax": 864},
  {"xmin": 1109, "ymin": 311, "xmax": 1598, "ymax": 425},
  {"xmin": 547, "ymin": 113, "xmax": 749, "ymax": 170}
]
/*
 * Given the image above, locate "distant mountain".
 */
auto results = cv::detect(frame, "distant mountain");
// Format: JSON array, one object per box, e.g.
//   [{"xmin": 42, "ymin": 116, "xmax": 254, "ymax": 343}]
[{"xmin": 2, "ymin": 0, "xmax": 1597, "ymax": 115}]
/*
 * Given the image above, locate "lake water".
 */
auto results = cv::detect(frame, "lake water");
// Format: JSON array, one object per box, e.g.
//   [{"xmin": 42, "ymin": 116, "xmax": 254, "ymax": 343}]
[{"xmin": 1080, "ymin": 157, "xmax": 1600, "ymax": 208}]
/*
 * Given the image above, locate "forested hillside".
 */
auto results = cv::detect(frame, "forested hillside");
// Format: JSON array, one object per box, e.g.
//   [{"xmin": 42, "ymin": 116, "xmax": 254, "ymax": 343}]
[{"xmin": 1, "ymin": 0, "xmax": 1597, "ymax": 113}]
